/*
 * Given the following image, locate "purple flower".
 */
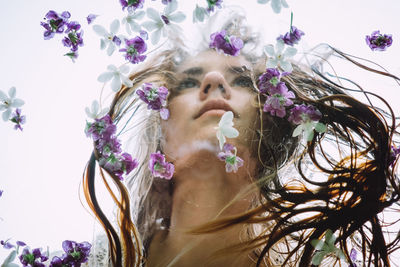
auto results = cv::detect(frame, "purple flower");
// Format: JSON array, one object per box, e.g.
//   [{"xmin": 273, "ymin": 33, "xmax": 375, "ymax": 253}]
[
  {"xmin": 288, "ymin": 104, "xmax": 322, "ymax": 125},
  {"xmin": 366, "ymin": 30, "xmax": 393, "ymax": 51},
  {"xmin": 0, "ymin": 190, "xmax": 3, "ymax": 198},
  {"xmin": 17, "ymin": 241, "xmax": 27, "ymax": 247},
  {"xmin": 65, "ymin": 21, "xmax": 81, "ymax": 33},
  {"xmin": 1, "ymin": 240, "xmax": 15, "ymax": 249},
  {"xmin": 49, "ymin": 256, "xmax": 68, "ymax": 267},
  {"xmin": 277, "ymin": 26, "xmax": 304, "ymax": 46},
  {"xmin": 119, "ymin": 36, "xmax": 147, "ymax": 64},
  {"xmin": 209, "ymin": 30, "xmax": 243, "ymax": 56},
  {"xmin": 389, "ymin": 146, "xmax": 400, "ymax": 168},
  {"xmin": 60, "ymin": 240, "xmax": 91, "ymax": 266},
  {"xmin": 41, "ymin": 10, "xmax": 71, "ymax": 40},
  {"xmin": 136, "ymin": 83, "xmax": 170, "ymax": 120},
  {"xmin": 149, "ymin": 151, "xmax": 174, "ymax": 179},
  {"xmin": 263, "ymin": 85, "xmax": 295, "ymax": 117},
  {"xmin": 19, "ymin": 247, "xmax": 48, "ymax": 267},
  {"xmin": 120, "ymin": 0, "xmax": 145, "ymax": 13},
  {"xmin": 86, "ymin": 14, "xmax": 98, "ymax": 25},
  {"xmin": 206, "ymin": 0, "xmax": 223, "ymax": 13},
  {"xmin": 62, "ymin": 30, "xmax": 84, "ymax": 52},
  {"xmin": 258, "ymin": 68, "xmax": 290, "ymax": 95},
  {"xmin": 217, "ymin": 143, "xmax": 244, "ymax": 173},
  {"xmin": 85, "ymin": 115, "xmax": 116, "ymax": 141},
  {"xmin": 10, "ymin": 108, "xmax": 26, "ymax": 131}
]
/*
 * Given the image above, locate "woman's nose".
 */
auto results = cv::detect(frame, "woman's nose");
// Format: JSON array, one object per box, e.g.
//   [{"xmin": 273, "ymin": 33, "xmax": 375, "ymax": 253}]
[{"xmin": 199, "ymin": 71, "xmax": 231, "ymax": 101}]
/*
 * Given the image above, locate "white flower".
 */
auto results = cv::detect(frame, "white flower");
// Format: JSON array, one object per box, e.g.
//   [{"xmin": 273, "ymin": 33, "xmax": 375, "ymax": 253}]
[
  {"xmin": 257, "ymin": 0, "xmax": 289, "ymax": 14},
  {"xmin": 93, "ymin": 19, "xmax": 121, "ymax": 56},
  {"xmin": 85, "ymin": 100, "xmax": 109, "ymax": 120},
  {"xmin": 122, "ymin": 10, "xmax": 145, "ymax": 35},
  {"xmin": 215, "ymin": 111, "xmax": 239, "ymax": 150},
  {"xmin": 292, "ymin": 121, "xmax": 327, "ymax": 141},
  {"xmin": 1, "ymin": 250, "xmax": 18, "ymax": 267},
  {"xmin": 0, "ymin": 87, "xmax": 24, "ymax": 121},
  {"xmin": 192, "ymin": 5, "xmax": 208, "ymax": 23},
  {"xmin": 97, "ymin": 64, "xmax": 133, "ymax": 92},
  {"xmin": 141, "ymin": 0, "xmax": 186, "ymax": 45},
  {"xmin": 264, "ymin": 40, "xmax": 297, "ymax": 72}
]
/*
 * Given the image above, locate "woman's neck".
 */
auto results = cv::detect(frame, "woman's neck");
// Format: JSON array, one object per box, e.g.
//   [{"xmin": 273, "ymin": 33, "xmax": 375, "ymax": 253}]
[{"xmin": 147, "ymin": 149, "xmax": 258, "ymax": 266}]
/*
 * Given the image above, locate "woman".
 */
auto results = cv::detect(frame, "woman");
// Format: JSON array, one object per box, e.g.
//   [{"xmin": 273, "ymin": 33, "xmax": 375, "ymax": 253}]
[{"xmin": 83, "ymin": 11, "xmax": 400, "ymax": 267}]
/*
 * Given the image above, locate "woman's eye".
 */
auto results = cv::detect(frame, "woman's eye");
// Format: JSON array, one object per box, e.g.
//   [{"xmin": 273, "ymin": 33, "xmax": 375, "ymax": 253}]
[
  {"xmin": 177, "ymin": 78, "xmax": 199, "ymax": 90},
  {"xmin": 233, "ymin": 76, "xmax": 254, "ymax": 88}
]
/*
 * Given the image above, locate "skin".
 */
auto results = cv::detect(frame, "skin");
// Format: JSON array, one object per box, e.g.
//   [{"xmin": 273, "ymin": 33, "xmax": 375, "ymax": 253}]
[{"xmin": 148, "ymin": 50, "xmax": 263, "ymax": 267}]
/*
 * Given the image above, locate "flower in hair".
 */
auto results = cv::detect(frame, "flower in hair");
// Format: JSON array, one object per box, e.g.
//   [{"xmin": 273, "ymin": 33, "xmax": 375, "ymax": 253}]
[
  {"xmin": 0, "ymin": 87, "xmax": 25, "ymax": 122},
  {"xmin": 264, "ymin": 40, "xmax": 297, "ymax": 72},
  {"xmin": 136, "ymin": 83, "xmax": 170, "ymax": 120},
  {"xmin": 263, "ymin": 85, "xmax": 295, "ymax": 118},
  {"xmin": 142, "ymin": 1, "xmax": 186, "ymax": 45},
  {"xmin": 218, "ymin": 143, "xmax": 244, "ymax": 173},
  {"xmin": 215, "ymin": 111, "xmax": 239, "ymax": 150},
  {"xmin": 120, "ymin": 0, "xmax": 145, "ymax": 13},
  {"xmin": 85, "ymin": 100, "xmax": 109, "ymax": 120},
  {"xmin": 209, "ymin": 30, "xmax": 244, "ymax": 57},
  {"xmin": 119, "ymin": 36, "xmax": 147, "ymax": 64},
  {"xmin": 288, "ymin": 104, "xmax": 326, "ymax": 141},
  {"xmin": 98, "ymin": 64, "xmax": 133, "ymax": 92},
  {"xmin": 206, "ymin": 0, "xmax": 223, "ymax": 13},
  {"xmin": 258, "ymin": 68, "xmax": 290, "ymax": 95},
  {"xmin": 93, "ymin": 19, "xmax": 122, "ymax": 56},
  {"xmin": 348, "ymin": 248, "xmax": 361, "ymax": 267},
  {"xmin": 149, "ymin": 151, "xmax": 175, "ymax": 179},
  {"xmin": 122, "ymin": 11, "xmax": 145, "ymax": 34},
  {"xmin": 311, "ymin": 229, "xmax": 345, "ymax": 265},
  {"xmin": 40, "ymin": 10, "xmax": 71, "ymax": 40},
  {"xmin": 257, "ymin": 0, "xmax": 289, "ymax": 14},
  {"xmin": 366, "ymin": 30, "xmax": 393, "ymax": 51},
  {"xmin": 10, "ymin": 108, "xmax": 26, "ymax": 131},
  {"xmin": 19, "ymin": 247, "xmax": 48, "ymax": 267},
  {"xmin": 277, "ymin": 26, "xmax": 304, "ymax": 46},
  {"xmin": 389, "ymin": 146, "xmax": 400, "ymax": 168}
]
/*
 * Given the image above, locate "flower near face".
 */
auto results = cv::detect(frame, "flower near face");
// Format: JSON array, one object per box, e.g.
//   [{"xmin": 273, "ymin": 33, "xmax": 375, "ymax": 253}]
[
  {"xmin": 97, "ymin": 64, "xmax": 133, "ymax": 92},
  {"xmin": 40, "ymin": 10, "xmax": 71, "ymax": 40},
  {"xmin": 288, "ymin": 104, "xmax": 326, "ymax": 141},
  {"xmin": 209, "ymin": 30, "xmax": 244, "ymax": 57},
  {"xmin": 10, "ymin": 108, "xmax": 26, "ymax": 131},
  {"xmin": 119, "ymin": 36, "xmax": 147, "ymax": 64},
  {"xmin": 19, "ymin": 247, "xmax": 48, "ymax": 267},
  {"xmin": 149, "ymin": 151, "xmax": 175, "ymax": 179},
  {"xmin": 141, "ymin": 1, "xmax": 186, "ymax": 45},
  {"xmin": 0, "ymin": 87, "xmax": 25, "ymax": 122},
  {"xmin": 263, "ymin": 85, "xmax": 295, "ymax": 118},
  {"xmin": 366, "ymin": 30, "xmax": 393, "ymax": 51},
  {"xmin": 215, "ymin": 111, "xmax": 239, "ymax": 150},
  {"xmin": 257, "ymin": 0, "xmax": 289, "ymax": 14},
  {"xmin": 264, "ymin": 40, "xmax": 297, "ymax": 72},
  {"xmin": 85, "ymin": 100, "xmax": 109, "ymax": 120},
  {"xmin": 93, "ymin": 19, "xmax": 122, "ymax": 56},
  {"xmin": 277, "ymin": 26, "xmax": 305, "ymax": 46},
  {"xmin": 122, "ymin": 11, "xmax": 145, "ymax": 34},
  {"xmin": 120, "ymin": 0, "xmax": 145, "ymax": 13},
  {"xmin": 136, "ymin": 83, "xmax": 170, "ymax": 120},
  {"xmin": 218, "ymin": 143, "xmax": 244, "ymax": 173},
  {"xmin": 258, "ymin": 68, "xmax": 290, "ymax": 95},
  {"xmin": 311, "ymin": 229, "xmax": 346, "ymax": 265}
]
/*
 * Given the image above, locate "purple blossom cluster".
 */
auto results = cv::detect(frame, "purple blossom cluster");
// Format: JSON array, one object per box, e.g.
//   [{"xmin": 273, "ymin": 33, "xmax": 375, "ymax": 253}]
[
  {"xmin": 19, "ymin": 247, "xmax": 48, "ymax": 267},
  {"xmin": 217, "ymin": 143, "xmax": 244, "ymax": 173},
  {"xmin": 10, "ymin": 108, "xmax": 26, "ymax": 131},
  {"xmin": 206, "ymin": 0, "xmax": 223, "ymax": 13},
  {"xmin": 49, "ymin": 240, "xmax": 91, "ymax": 267},
  {"xmin": 209, "ymin": 30, "xmax": 244, "ymax": 56},
  {"xmin": 258, "ymin": 68, "xmax": 295, "ymax": 118},
  {"xmin": 1, "ymin": 239, "xmax": 26, "ymax": 249},
  {"xmin": 366, "ymin": 30, "xmax": 393, "ymax": 51},
  {"xmin": 119, "ymin": 36, "xmax": 147, "ymax": 64},
  {"xmin": 277, "ymin": 25, "xmax": 304, "ymax": 46},
  {"xmin": 288, "ymin": 104, "xmax": 322, "ymax": 125},
  {"xmin": 149, "ymin": 151, "xmax": 175, "ymax": 179},
  {"xmin": 41, "ymin": 10, "xmax": 84, "ymax": 61},
  {"xmin": 136, "ymin": 83, "xmax": 170, "ymax": 120},
  {"xmin": 120, "ymin": 0, "xmax": 145, "ymax": 13},
  {"xmin": 85, "ymin": 115, "xmax": 138, "ymax": 180}
]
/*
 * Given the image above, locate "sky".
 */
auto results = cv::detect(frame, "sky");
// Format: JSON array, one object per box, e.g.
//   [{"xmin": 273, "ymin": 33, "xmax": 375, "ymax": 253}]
[{"xmin": 1, "ymin": 0, "xmax": 400, "ymax": 262}]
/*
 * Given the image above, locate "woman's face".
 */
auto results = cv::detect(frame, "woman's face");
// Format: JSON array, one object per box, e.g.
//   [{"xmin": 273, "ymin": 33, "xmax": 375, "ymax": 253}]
[{"xmin": 162, "ymin": 50, "xmax": 260, "ymax": 162}]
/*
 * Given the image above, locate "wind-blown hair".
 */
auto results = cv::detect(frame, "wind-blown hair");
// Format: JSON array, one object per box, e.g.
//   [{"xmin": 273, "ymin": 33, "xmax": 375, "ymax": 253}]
[{"xmin": 83, "ymin": 9, "xmax": 400, "ymax": 267}]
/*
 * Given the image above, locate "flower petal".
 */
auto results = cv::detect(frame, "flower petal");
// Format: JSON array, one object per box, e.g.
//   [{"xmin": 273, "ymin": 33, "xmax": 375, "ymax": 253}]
[
  {"xmin": 266, "ymin": 58, "xmax": 278, "ymax": 68},
  {"xmin": 284, "ymin": 47, "xmax": 297, "ymax": 58},
  {"xmin": 216, "ymin": 130, "xmax": 226, "ymax": 150},
  {"xmin": 119, "ymin": 65, "xmax": 130, "ymax": 74},
  {"xmin": 271, "ymin": 0, "xmax": 282, "ymax": 13},
  {"xmin": 93, "ymin": 25, "xmax": 107, "ymax": 36},
  {"xmin": 292, "ymin": 124, "xmax": 303, "ymax": 137},
  {"xmin": 146, "ymin": 8, "xmax": 161, "ymax": 22},
  {"xmin": 107, "ymin": 43, "xmax": 116, "ymax": 56},
  {"xmin": 2, "ymin": 109, "xmax": 11, "ymax": 121},
  {"xmin": 111, "ymin": 76, "xmax": 122, "ymax": 92},
  {"xmin": 11, "ymin": 99, "xmax": 24, "ymax": 108},
  {"xmin": 164, "ymin": 0, "xmax": 178, "ymax": 15},
  {"xmin": 110, "ymin": 19, "xmax": 120, "ymax": 34},
  {"xmin": 97, "ymin": 72, "xmax": 114, "ymax": 83},
  {"xmin": 276, "ymin": 40, "xmax": 284, "ymax": 53},
  {"xmin": 280, "ymin": 60, "xmax": 293, "ymax": 72},
  {"xmin": 315, "ymin": 122, "xmax": 327, "ymax": 133},
  {"xmin": 141, "ymin": 21, "xmax": 159, "ymax": 32},
  {"xmin": 100, "ymin": 39, "xmax": 106, "ymax": 50},
  {"xmin": 222, "ymin": 127, "xmax": 239, "ymax": 138},
  {"xmin": 263, "ymin": 44, "xmax": 275, "ymax": 56},
  {"xmin": 169, "ymin": 11, "xmax": 186, "ymax": 23},
  {"xmin": 257, "ymin": 0, "xmax": 270, "ymax": 3},
  {"xmin": 311, "ymin": 251, "xmax": 326, "ymax": 266},
  {"xmin": 151, "ymin": 28, "xmax": 162, "ymax": 45},
  {"xmin": 281, "ymin": 0, "xmax": 289, "ymax": 8},
  {"xmin": 0, "ymin": 90, "xmax": 7, "ymax": 101},
  {"xmin": 8, "ymin": 87, "xmax": 16, "ymax": 98}
]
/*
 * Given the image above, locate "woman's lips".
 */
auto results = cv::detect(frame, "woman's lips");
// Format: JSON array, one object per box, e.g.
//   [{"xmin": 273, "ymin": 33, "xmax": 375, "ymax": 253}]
[{"xmin": 194, "ymin": 99, "xmax": 236, "ymax": 119}]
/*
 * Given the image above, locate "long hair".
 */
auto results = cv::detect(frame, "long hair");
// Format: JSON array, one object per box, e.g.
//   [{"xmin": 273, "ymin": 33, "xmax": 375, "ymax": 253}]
[{"xmin": 83, "ymin": 12, "xmax": 400, "ymax": 267}]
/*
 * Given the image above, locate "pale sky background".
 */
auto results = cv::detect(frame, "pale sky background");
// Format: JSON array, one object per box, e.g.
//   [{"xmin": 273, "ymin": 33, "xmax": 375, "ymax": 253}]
[{"xmin": 1, "ymin": 0, "xmax": 400, "ymax": 262}]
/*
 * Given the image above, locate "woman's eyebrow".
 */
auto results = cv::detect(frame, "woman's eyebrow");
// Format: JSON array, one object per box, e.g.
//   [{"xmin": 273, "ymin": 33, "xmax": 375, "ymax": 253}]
[
  {"xmin": 183, "ymin": 67, "xmax": 203, "ymax": 76},
  {"xmin": 228, "ymin": 65, "xmax": 250, "ymax": 74}
]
